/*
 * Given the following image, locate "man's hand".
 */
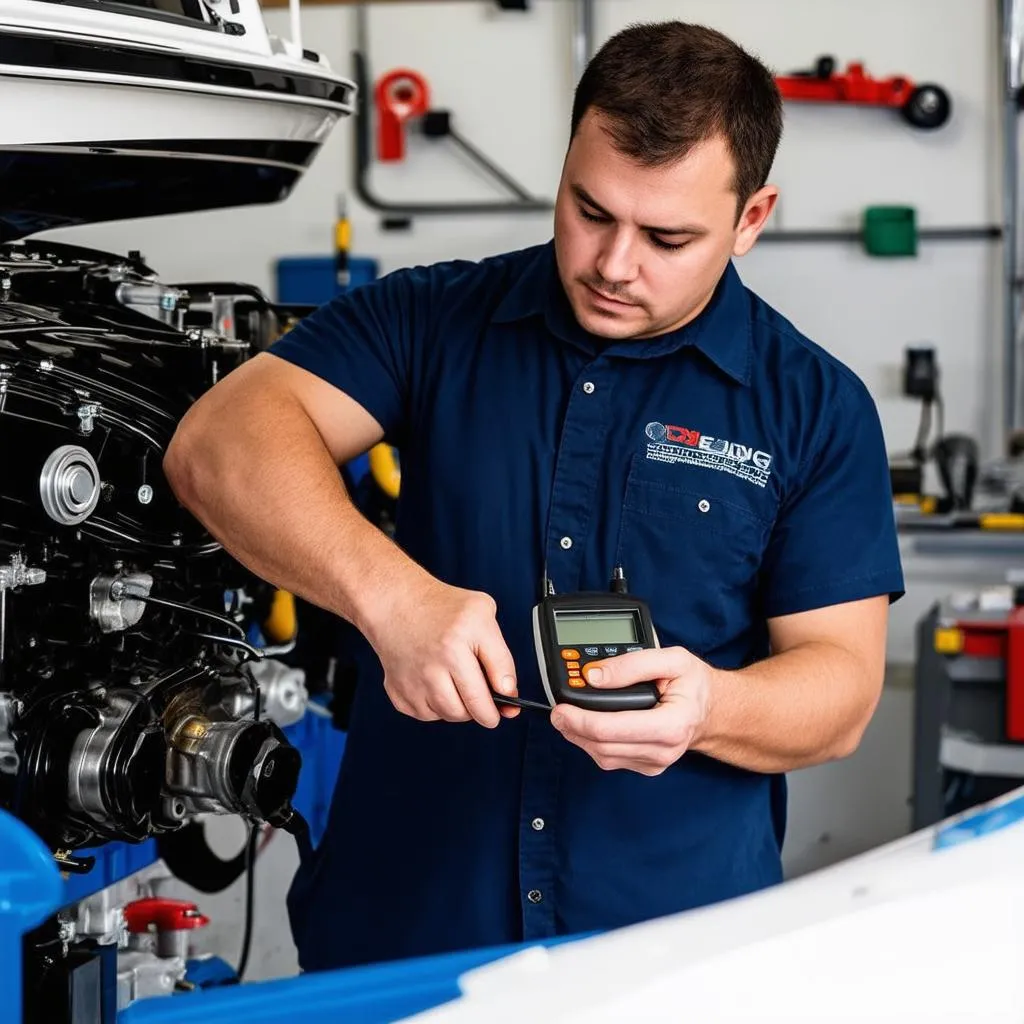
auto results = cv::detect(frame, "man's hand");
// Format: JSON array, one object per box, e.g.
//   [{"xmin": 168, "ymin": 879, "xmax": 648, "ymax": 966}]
[
  {"xmin": 550, "ymin": 647, "xmax": 713, "ymax": 775},
  {"xmin": 362, "ymin": 572, "xmax": 520, "ymax": 728}
]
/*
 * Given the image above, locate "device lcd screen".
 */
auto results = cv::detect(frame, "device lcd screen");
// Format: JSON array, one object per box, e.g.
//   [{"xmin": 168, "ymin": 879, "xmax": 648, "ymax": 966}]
[{"xmin": 554, "ymin": 611, "xmax": 638, "ymax": 645}]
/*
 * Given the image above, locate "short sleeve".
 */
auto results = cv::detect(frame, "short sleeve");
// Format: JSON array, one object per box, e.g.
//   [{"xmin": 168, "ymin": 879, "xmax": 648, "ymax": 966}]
[
  {"xmin": 268, "ymin": 266, "xmax": 433, "ymax": 448},
  {"xmin": 761, "ymin": 379, "xmax": 905, "ymax": 618}
]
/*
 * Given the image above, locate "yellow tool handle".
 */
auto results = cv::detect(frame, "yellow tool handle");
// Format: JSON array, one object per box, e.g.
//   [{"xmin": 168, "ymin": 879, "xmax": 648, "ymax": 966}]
[
  {"xmin": 263, "ymin": 589, "xmax": 298, "ymax": 644},
  {"xmin": 979, "ymin": 513, "xmax": 1024, "ymax": 531},
  {"xmin": 334, "ymin": 218, "xmax": 351, "ymax": 252},
  {"xmin": 368, "ymin": 443, "xmax": 401, "ymax": 500}
]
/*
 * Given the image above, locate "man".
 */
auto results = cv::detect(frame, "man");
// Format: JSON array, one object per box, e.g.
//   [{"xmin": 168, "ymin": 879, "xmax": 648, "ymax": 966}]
[{"xmin": 165, "ymin": 21, "xmax": 903, "ymax": 972}]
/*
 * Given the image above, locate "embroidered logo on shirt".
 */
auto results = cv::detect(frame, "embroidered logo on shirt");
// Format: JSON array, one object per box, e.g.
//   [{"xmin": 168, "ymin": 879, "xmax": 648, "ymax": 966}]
[{"xmin": 644, "ymin": 422, "xmax": 773, "ymax": 488}]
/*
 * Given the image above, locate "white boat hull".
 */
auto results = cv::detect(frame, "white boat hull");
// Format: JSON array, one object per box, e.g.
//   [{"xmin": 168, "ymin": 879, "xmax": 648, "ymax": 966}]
[
  {"xmin": 0, "ymin": 0, "xmax": 355, "ymax": 238},
  {"xmin": 2, "ymin": 73, "xmax": 343, "ymax": 150}
]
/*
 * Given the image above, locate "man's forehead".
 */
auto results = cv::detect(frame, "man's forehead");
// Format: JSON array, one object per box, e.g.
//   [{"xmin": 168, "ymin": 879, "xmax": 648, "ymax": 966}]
[{"xmin": 568, "ymin": 118, "xmax": 735, "ymax": 202}]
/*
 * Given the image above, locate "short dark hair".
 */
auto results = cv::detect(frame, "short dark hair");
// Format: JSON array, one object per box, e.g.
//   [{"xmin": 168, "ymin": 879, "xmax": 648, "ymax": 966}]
[{"xmin": 570, "ymin": 22, "xmax": 783, "ymax": 217}]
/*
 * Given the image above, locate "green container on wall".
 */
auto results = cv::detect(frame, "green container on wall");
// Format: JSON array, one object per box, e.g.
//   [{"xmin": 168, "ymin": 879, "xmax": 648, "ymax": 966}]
[{"xmin": 863, "ymin": 205, "xmax": 917, "ymax": 256}]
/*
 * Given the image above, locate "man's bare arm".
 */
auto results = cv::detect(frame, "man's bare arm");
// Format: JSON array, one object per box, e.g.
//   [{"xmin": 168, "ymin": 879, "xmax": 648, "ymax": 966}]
[
  {"xmin": 552, "ymin": 595, "xmax": 889, "ymax": 776},
  {"xmin": 164, "ymin": 353, "xmax": 519, "ymax": 728},
  {"xmin": 691, "ymin": 595, "xmax": 889, "ymax": 771},
  {"xmin": 164, "ymin": 352, "xmax": 410, "ymax": 632}
]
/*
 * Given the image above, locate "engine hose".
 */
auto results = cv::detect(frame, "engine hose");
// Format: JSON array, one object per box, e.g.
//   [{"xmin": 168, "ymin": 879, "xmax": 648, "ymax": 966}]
[{"xmin": 155, "ymin": 821, "xmax": 247, "ymax": 893}]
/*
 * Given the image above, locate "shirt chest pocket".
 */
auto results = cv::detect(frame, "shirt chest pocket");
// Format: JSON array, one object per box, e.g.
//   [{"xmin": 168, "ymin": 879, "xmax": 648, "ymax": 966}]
[{"xmin": 614, "ymin": 461, "xmax": 775, "ymax": 656}]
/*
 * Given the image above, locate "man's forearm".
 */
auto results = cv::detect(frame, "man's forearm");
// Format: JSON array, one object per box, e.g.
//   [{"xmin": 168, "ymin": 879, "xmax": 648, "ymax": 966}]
[
  {"xmin": 165, "ymin": 395, "xmax": 423, "ymax": 636},
  {"xmin": 691, "ymin": 641, "xmax": 882, "ymax": 773}
]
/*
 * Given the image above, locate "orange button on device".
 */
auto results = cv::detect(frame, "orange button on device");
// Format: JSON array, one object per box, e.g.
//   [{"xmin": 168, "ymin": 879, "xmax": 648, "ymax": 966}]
[
  {"xmin": 568, "ymin": 678, "xmax": 586, "ymax": 688},
  {"xmin": 568, "ymin": 670, "xmax": 581, "ymax": 678},
  {"xmin": 566, "ymin": 661, "xmax": 580, "ymax": 670},
  {"xmin": 561, "ymin": 649, "xmax": 580, "ymax": 661}
]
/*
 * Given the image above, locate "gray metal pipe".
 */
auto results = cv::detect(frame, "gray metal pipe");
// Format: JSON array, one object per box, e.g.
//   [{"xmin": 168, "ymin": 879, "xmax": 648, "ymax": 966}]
[
  {"xmin": 1001, "ymin": 0, "xmax": 1022, "ymax": 434},
  {"xmin": 572, "ymin": 0, "xmax": 595, "ymax": 85}
]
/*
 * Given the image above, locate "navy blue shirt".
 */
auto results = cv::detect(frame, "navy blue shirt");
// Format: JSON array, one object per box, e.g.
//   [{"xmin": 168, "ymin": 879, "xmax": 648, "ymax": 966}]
[{"xmin": 271, "ymin": 241, "xmax": 904, "ymax": 972}]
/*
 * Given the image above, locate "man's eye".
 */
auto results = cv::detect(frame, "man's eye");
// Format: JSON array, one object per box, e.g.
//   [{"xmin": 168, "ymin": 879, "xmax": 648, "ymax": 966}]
[
  {"xmin": 579, "ymin": 207, "xmax": 608, "ymax": 224},
  {"xmin": 650, "ymin": 235, "xmax": 689, "ymax": 252}
]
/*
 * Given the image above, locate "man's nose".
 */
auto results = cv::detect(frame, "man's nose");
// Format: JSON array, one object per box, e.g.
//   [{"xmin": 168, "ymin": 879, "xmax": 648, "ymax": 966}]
[{"xmin": 595, "ymin": 231, "xmax": 639, "ymax": 285}]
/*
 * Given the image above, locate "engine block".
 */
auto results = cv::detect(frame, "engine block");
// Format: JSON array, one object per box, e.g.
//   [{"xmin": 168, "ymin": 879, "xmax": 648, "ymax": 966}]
[{"xmin": 0, "ymin": 238, "xmax": 309, "ymax": 854}]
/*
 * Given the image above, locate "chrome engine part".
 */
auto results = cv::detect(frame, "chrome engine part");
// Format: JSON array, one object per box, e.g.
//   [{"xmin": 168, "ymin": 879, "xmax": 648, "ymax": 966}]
[
  {"xmin": 0, "ymin": 238, "xmax": 311, "ymax": 853},
  {"xmin": 238, "ymin": 658, "xmax": 310, "ymax": 728},
  {"xmin": 116, "ymin": 951, "xmax": 187, "ymax": 1010}
]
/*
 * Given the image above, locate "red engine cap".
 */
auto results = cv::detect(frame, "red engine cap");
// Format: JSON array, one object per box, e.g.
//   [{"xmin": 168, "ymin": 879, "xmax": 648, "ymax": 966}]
[{"xmin": 124, "ymin": 897, "xmax": 210, "ymax": 933}]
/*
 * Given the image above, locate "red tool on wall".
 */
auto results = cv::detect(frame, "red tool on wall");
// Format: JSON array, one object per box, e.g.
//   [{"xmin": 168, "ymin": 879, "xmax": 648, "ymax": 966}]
[
  {"xmin": 775, "ymin": 55, "xmax": 951, "ymax": 129},
  {"xmin": 374, "ymin": 68, "xmax": 430, "ymax": 161},
  {"xmin": 359, "ymin": 58, "xmax": 550, "ymax": 216}
]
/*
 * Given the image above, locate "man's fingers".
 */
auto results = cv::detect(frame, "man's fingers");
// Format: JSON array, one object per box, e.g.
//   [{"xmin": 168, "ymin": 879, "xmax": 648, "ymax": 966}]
[
  {"xmin": 550, "ymin": 702, "xmax": 677, "ymax": 745},
  {"xmin": 417, "ymin": 665, "xmax": 472, "ymax": 722},
  {"xmin": 584, "ymin": 647, "xmax": 692, "ymax": 688},
  {"xmin": 474, "ymin": 621, "xmax": 518, "ymax": 698},
  {"xmin": 449, "ymin": 648, "xmax": 501, "ymax": 728},
  {"xmin": 574, "ymin": 741, "xmax": 676, "ymax": 776}
]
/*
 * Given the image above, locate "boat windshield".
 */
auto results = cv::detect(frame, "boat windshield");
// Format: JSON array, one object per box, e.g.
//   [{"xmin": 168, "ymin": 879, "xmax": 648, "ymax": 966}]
[{"xmin": 31, "ymin": 0, "xmax": 217, "ymax": 28}]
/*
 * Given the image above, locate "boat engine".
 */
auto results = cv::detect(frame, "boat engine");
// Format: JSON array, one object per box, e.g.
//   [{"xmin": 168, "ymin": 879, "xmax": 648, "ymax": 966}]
[{"xmin": 0, "ymin": 238, "xmax": 311, "ymax": 859}]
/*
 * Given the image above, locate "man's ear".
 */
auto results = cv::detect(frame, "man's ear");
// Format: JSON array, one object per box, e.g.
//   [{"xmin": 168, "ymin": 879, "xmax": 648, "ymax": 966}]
[{"xmin": 733, "ymin": 185, "xmax": 780, "ymax": 257}]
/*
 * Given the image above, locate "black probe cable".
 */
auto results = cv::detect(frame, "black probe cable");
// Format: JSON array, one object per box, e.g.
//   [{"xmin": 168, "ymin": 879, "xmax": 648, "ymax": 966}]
[
  {"xmin": 233, "ymin": 823, "xmax": 258, "ymax": 983},
  {"xmin": 232, "ymin": 666, "xmax": 263, "ymax": 985},
  {"xmin": 493, "ymin": 692, "xmax": 551, "ymax": 712}
]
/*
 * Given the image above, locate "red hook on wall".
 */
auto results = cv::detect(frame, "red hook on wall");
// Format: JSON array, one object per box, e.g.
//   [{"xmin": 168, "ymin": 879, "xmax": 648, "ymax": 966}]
[{"xmin": 374, "ymin": 69, "xmax": 431, "ymax": 162}]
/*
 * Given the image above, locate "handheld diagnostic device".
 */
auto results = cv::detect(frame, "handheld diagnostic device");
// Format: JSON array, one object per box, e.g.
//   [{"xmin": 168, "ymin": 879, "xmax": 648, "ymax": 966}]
[{"xmin": 529, "ymin": 567, "xmax": 660, "ymax": 712}]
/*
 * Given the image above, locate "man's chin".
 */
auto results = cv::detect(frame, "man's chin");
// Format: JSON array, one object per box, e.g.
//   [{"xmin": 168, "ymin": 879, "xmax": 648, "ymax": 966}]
[{"xmin": 572, "ymin": 304, "xmax": 645, "ymax": 340}]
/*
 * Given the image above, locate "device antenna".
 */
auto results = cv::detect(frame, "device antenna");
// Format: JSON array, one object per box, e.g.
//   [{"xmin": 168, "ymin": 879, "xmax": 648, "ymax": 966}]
[{"xmin": 610, "ymin": 565, "xmax": 628, "ymax": 594}]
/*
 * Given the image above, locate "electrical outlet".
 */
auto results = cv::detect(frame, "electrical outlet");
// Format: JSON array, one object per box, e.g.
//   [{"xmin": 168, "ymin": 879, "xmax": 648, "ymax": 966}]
[{"xmin": 903, "ymin": 347, "xmax": 937, "ymax": 401}]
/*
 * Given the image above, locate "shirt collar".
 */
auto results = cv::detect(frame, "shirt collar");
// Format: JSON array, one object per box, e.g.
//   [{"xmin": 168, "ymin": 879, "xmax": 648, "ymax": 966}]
[{"xmin": 492, "ymin": 240, "xmax": 752, "ymax": 386}]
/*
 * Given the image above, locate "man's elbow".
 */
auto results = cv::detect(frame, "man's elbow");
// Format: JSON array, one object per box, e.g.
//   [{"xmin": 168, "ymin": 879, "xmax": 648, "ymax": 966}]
[
  {"xmin": 163, "ymin": 416, "xmax": 204, "ymax": 513},
  {"xmin": 831, "ymin": 722, "xmax": 868, "ymax": 761},
  {"xmin": 831, "ymin": 669, "xmax": 885, "ymax": 760}
]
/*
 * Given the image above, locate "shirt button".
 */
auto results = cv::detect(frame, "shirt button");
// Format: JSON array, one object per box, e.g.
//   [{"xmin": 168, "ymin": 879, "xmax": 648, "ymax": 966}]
[
  {"xmin": 698, "ymin": 499, "xmax": 711, "ymax": 513},
  {"xmin": 531, "ymin": 817, "xmax": 545, "ymax": 831},
  {"xmin": 527, "ymin": 889, "xmax": 543, "ymax": 904},
  {"xmin": 559, "ymin": 536, "xmax": 573, "ymax": 549},
  {"xmin": 582, "ymin": 381, "xmax": 595, "ymax": 394}
]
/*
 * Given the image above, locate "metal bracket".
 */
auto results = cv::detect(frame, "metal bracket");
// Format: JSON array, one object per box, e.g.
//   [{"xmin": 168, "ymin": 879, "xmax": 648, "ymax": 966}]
[
  {"xmin": 0, "ymin": 553, "xmax": 46, "ymax": 592},
  {"xmin": 351, "ymin": 48, "xmax": 551, "ymax": 218}
]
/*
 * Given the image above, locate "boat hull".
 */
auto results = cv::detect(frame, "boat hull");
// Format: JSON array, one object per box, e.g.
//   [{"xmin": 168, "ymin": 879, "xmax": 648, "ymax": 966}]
[
  {"xmin": 0, "ymin": 12, "xmax": 355, "ymax": 239},
  {"xmin": 0, "ymin": 73, "xmax": 346, "ymax": 239}
]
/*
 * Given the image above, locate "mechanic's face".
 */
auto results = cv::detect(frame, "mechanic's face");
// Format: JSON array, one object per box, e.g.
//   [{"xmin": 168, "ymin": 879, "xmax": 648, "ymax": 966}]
[{"xmin": 554, "ymin": 110, "xmax": 778, "ymax": 341}]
